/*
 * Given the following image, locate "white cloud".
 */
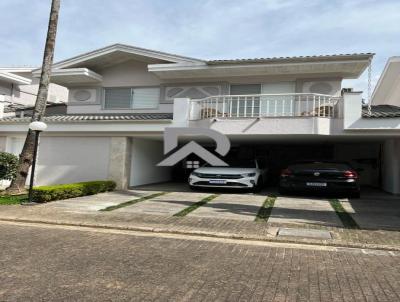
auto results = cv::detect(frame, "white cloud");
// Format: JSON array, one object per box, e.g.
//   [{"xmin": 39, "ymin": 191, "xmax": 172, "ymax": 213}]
[{"xmin": 0, "ymin": 0, "xmax": 398, "ymax": 94}]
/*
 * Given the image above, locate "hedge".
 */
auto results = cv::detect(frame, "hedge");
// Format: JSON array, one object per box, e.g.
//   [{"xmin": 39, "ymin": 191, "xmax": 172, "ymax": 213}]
[
  {"xmin": 31, "ymin": 180, "xmax": 116, "ymax": 203},
  {"xmin": 0, "ymin": 152, "xmax": 19, "ymax": 181}
]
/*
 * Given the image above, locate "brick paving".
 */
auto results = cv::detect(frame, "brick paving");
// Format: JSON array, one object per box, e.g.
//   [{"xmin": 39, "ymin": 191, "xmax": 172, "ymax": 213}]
[
  {"xmin": 0, "ymin": 204, "xmax": 400, "ymax": 251},
  {"xmin": 0, "ymin": 222, "xmax": 399, "ymax": 301},
  {"xmin": 0, "ymin": 187, "xmax": 399, "ymax": 251}
]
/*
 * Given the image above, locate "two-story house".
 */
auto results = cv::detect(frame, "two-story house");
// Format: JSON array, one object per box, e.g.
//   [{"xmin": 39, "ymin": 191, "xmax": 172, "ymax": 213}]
[
  {"xmin": 0, "ymin": 67, "xmax": 68, "ymax": 117},
  {"xmin": 0, "ymin": 44, "xmax": 399, "ymax": 194}
]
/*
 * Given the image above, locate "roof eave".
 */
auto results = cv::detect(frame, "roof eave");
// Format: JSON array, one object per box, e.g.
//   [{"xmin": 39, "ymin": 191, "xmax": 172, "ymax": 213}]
[
  {"xmin": 0, "ymin": 72, "xmax": 32, "ymax": 85},
  {"xmin": 149, "ymin": 59, "xmax": 372, "ymax": 79},
  {"xmin": 41, "ymin": 44, "xmax": 204, "ymax": 71}
]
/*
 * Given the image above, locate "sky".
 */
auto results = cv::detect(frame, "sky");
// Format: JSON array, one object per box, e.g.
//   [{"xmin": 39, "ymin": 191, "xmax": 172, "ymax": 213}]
[{"xmin": 1, "ymin": 0, "xmax": 400, "ymax": 94}]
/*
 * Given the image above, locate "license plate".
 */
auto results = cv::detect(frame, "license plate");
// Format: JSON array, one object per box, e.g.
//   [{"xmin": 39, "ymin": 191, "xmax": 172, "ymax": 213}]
[
  {"xmin": 209, "ymin": 179, "xmax": 226, "ymax": 184},
  {"xmin": 306, "ymin": 182, "xmax": 327, "ymax": 187}
]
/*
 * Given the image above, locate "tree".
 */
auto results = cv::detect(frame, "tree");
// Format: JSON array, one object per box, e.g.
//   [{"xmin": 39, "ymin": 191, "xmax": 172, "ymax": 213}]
[{"xmin": 5, "ymin": 0, "xmax": 61, "ymax": 194}]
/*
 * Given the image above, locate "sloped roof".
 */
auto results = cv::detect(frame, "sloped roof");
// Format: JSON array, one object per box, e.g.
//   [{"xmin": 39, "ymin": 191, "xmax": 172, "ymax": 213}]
[
  {"xmin": 49, "ymin": 44, "xmax": 205, "ymax": 70},
  {"xmin": 0, "ymin": 113, "xmax": 173, "ymax": 123},
  {"xmin": 207, "ymin": 53, "xmax": 374, "ymax": 65},
  {"xmin": 362, "ymin": 105, "xmax": 400, "ymax": 118}
]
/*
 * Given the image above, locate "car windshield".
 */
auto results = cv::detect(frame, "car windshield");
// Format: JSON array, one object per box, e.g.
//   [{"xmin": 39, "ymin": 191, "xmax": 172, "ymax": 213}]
[{"xmin": 205, "ymin": 159, "xmax": 256, "ymax": 168}]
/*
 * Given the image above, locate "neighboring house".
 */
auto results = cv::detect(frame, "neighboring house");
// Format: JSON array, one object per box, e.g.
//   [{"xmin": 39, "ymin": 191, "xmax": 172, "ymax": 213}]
[
  {"xmin": 0, "ymin": 67, "xmax": 68, "ymax": 117},
  {"xmin": 0, "ymin": 44, "xmax": 399, "ymax": 194}
]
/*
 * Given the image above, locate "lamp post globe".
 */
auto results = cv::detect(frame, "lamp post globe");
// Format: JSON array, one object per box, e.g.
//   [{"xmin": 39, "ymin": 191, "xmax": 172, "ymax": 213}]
[{"xmin": 29, "ymin": 121, "xmax": 47, "ymax": 132}]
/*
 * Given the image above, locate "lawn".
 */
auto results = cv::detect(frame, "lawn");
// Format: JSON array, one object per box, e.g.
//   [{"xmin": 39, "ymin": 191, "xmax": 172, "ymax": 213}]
[{"xmin": 0, "ymin": 194, "xmax": 28, "ymax": 205}]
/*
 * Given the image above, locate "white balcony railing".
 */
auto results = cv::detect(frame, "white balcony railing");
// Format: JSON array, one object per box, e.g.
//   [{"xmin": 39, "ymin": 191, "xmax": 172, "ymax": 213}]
[{"xmin": 189, "ymin": 93, "xmax": 343, "ymax": 120}]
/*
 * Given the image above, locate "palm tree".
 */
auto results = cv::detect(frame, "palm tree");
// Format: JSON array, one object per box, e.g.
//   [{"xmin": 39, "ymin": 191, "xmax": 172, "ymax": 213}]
[{"xmin": 6, "ymin": 0, "xmax": 61, "ymax": 194}]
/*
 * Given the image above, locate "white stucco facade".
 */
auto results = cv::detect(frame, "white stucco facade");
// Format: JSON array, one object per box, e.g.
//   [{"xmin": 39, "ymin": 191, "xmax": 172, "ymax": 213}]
[{"xmin": 0, "ymin": 44, "xmax": 399, "ymax": 194}]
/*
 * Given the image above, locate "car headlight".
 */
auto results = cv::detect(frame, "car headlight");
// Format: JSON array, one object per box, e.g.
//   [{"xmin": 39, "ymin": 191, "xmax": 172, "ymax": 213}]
[
  {"xmin": 191, "ymin": 172, "xmax": 201, "ymax": 177},
  {"xmin": 242, "ymin": 173, "xmax": 256, "ymax": 177}
]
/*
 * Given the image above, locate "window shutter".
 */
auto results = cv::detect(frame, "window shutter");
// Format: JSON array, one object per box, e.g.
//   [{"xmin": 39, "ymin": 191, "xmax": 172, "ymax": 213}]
[
  {"xmin": 132, "ymin": 88, "xmax": 160, "ymax": 109},
  {"xmin": 104, "ymin": 88, "xmax": 132, "ymax": 109}
]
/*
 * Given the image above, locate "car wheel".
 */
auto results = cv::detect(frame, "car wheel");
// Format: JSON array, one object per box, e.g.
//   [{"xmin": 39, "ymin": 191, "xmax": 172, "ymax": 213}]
[
  {"xmin": 189, "ymin": 185, "xmax": 197, "ymax": 191},
  {"xmin": 252, "ymin": 177, "xmax": 263, "ymax": 193}
]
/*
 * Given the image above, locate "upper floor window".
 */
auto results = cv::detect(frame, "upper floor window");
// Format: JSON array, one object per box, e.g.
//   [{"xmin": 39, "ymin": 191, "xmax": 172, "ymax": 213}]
[
  {"xmin": 104, "ymin": 87, "xmax": 160, "ymax": 109},
  {"xmin": 230, "ymin": 84, "xmax": 261, "ymax": 95}
]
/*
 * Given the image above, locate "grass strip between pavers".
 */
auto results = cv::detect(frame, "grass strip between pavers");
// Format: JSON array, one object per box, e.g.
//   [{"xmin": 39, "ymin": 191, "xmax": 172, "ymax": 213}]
[
  {"xmin": 0, "ymin": 195, "xmax": 28, "ymax": 205},
  {"xmin": 329, "ymin": 199, "xmax": 360, "ymax": 229},
  {"xmin": 173, "ymin": 194, "xmax": 219, "ymax": 217},
  {"xmin": 255, "ymin": 195, "xmax": 277, "ymax": 222},
  {"xmin": 99, "ymin": 192, "xmax": 167, "ymax": 211}
]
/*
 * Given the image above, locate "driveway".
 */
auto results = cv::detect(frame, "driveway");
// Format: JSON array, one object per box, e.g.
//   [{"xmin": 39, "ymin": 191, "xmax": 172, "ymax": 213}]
[
  {"xmin": 340, "ymin": 187, "xmax": 400, "ymax": 230},
  {"xmin": 14, "ymin": 182, "xmax": 400, "ymax": 231},
  {"xmin": 268, "ymin": 195, "xmax": 343, "ymax": 227}
]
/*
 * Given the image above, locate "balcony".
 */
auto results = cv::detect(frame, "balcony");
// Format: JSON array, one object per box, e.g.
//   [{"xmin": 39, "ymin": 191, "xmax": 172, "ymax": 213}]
[{"xmin": 189, "ymin": 93, "xmax": 343, "ymax": 120}]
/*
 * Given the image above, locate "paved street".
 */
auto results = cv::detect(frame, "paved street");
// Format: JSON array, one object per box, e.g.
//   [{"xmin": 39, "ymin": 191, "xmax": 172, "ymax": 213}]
[{"xmin": 0, "ymin": 221, "xmax": 399, "ymax": 302}]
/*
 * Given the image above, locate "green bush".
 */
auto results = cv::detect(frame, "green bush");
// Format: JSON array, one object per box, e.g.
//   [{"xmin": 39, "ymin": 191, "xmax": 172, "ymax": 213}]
[
  {"xmin": 0, "ymin": 152, "xmax": 19, "ymax": 181},
  {"xmin": 31, "ymin": 180, "xmax": 116, "ymax": 203}
]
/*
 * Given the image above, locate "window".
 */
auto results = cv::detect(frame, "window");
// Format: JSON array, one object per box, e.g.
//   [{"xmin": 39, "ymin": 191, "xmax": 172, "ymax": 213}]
[
  {"xmin": 132, "ymin": 88, "xmax": 160, "ymax": 109},
  {"xmin": 229, "ymin": 84, "xmax": 261, "ymax": 116},
  {"xmin": 104, "ymin": 87, "xmax": 160, "ymax": 109},
  {"xmin": 230, "ymin": 84, "xmax": 261, "ymax": 95}
]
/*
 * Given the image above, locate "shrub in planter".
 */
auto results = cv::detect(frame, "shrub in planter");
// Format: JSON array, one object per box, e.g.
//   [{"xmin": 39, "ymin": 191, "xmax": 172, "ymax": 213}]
[
  {"xmin": 0, "ymin": 152, "xmax": 19, "ymax": 181},
  {"xmin": 31, "ymin": 180, "xmax": 116, "ymax": 203}
]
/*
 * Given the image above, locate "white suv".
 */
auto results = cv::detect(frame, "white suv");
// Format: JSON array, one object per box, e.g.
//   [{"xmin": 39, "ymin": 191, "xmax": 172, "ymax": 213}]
[{"xmin": 188, "ymin": 159, "xmax": 267, "ymax": 192}]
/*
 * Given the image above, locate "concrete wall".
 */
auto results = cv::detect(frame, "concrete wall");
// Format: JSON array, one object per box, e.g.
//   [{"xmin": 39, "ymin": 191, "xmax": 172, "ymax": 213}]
[
  {"xmin": 130, "ymin": 138, "xmax": 171, "ymax": 186},
  {"xmin": 101, "ymin": 60, "xmax": 163, "ymax": 87},
  {"xmin": 382, "ymin": 139, "xmax": 400, "ymax": 194},
  {"xmin": 334, "ymin": 143, "xmax": 380, "ymax": 186},
  {"xmin": 3, "ymin": 136, "xmax": 112, "ymax": 186},
  {"xmin": 35, "ymin": 137, "xmax": 111, "ymax": 185}
]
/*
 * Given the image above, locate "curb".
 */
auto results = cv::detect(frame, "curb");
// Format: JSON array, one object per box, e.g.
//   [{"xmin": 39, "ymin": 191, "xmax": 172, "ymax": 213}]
[{"xmin": 1, "ymin": 217, "xmax": 399, "ymax": 253}]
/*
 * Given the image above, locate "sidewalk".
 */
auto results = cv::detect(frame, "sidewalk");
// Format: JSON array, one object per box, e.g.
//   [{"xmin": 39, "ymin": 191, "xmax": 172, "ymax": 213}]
[{"xmin": 1, "ymin": 202, "xmax": 400, "ymax": 251}]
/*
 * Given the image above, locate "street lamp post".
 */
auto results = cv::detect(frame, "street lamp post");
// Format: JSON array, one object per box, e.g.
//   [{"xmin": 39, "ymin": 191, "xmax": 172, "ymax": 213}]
[{"xmin": 27, "ymin": 121, "xmax": 47, "ymax": 204}]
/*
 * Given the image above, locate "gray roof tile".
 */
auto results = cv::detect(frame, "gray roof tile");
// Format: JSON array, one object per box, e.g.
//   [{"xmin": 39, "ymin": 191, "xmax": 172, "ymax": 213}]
[
  {"xmin": 0, "ymin": 113, "xmax": 173, "ymax": 123},
  {"xmin": 362, "ymin": 105, "xmax": 400, "ymax": 118},
  {"xmin": 207, "ymin": 53, "xmax": 374, "ymax": 65}
]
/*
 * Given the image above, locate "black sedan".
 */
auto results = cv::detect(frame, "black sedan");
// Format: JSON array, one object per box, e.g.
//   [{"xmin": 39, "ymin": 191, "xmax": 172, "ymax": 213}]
[{"xmin": 279, "ymin": 161, "xmax": 361, "ymax": 198}]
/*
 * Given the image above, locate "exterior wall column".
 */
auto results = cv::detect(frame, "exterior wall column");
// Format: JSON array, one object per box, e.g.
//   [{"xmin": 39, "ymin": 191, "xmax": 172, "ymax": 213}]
[
  {"xmin": 342, "ymin": 91, "xmax": 362, "ymax": 129},
  {"xmin": 382, "ymin": 139, "xmax": 400, "ymax": 194},
  {"xmin": 172, "ymin": 98, "xmax": 191, "ymax": 127},
  {"xmin": 108, "ymin": 137, "xmax": 131, "ymax": 189}
]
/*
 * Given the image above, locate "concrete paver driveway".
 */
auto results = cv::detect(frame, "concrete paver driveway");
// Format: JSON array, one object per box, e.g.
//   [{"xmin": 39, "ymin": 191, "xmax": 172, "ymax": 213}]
[
  {"xmin": 188, "ymin": 193, "xmax": 266, "ymax": 221},
  {"xmin": 43, "ymin": 190, "xmax": 156, "ymax": 213},
  {"xmin": 115, "ymin": 192, "xmax": 210, "ymax": 215},
  {"xmin": 341, "ymin": 188, "xmax": 400, "ymax": 230},
  {"xmin": 33, "ymin": 182, "xmax": 399, "ymax": 231},
  {"xmin": 269, "ymin": 196, "xmax": 344, "ymax": 227}
]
